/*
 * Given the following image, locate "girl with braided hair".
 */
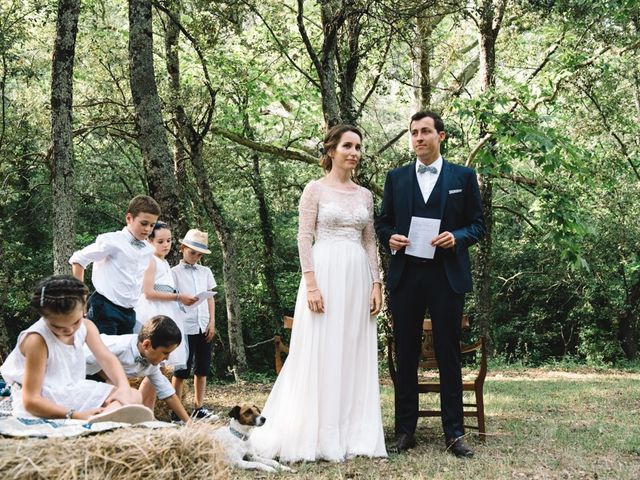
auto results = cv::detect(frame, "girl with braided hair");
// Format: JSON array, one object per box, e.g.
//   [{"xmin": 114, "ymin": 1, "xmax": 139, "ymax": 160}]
[{"xmin": 1, "ymin": 275, "xmax": 145, "ymax": 421}]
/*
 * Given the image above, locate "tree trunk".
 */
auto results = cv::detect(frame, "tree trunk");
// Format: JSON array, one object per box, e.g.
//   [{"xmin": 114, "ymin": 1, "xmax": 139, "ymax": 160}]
[
  {"xmin": 319, "ymin": 0, "xmax": 342, "ymax": 127},
  {"xmin": 0, "ymin": 246, "xmax": 11, "ymax": 359},
  {"xmin": 337, "ymin": 13, "xmax": 361, "ymax": 125},
  {"xmin": 619, "ymin": 274, "xmax": 639, "ymax": 360},
  {"xmin": 297, "ymin": 0, "xmax": 344, "ymax": 128},
  {"xmin": 128, "ymin": 0, "xmax": 180, "ymax": 234},
  {"xmin": 188, "ymin": 137, "xmax": 248, "ymax": 380},
  {"xmin": 50, "ymin": 0, "xmax": 80, "ymax": 274},
  {"xmin": 160, "ymin": 0, "xmax": 247, "ymax": 378},
  {"xmin": 474, "ymin": 0, "xmax": 504, "ymax": 341},
  {"xmin": 475, "ymin": 176, "xmax": 493, "ymax": 339},
  {"xmin": 415, "ymin": 12, "xmax": 444, "ymax": 109},
  {"xmin": 163, "ymin": 0, "xmax": 192, "ymax": 249},
  {"xmin": 478, "ymin": 2, "xmax": 497, "ymax": 92},
  {"xmin": 244, "ymin": 114, "xmax": 282, "ymax": 328}
]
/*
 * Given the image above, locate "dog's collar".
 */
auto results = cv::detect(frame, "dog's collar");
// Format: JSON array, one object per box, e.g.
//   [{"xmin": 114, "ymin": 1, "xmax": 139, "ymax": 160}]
[{"xmin": 230, "ymin": 426, "xmax": 249, "ymax": 441}]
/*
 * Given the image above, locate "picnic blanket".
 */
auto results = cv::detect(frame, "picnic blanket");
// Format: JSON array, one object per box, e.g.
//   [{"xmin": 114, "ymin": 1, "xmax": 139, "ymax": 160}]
[{"xmin": 0, "ymin": 413, "xmax": 176, "ymax": 438}]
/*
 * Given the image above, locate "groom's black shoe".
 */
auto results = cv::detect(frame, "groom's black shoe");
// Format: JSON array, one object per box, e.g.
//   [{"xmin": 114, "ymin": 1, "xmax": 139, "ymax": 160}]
[
  {"xmin": 388, "ymin": 433, "xmax": 416, "ymax": 453},
  {"xmin": 445, "ymin": 437, "xmax": 474, "ymax": 458}
]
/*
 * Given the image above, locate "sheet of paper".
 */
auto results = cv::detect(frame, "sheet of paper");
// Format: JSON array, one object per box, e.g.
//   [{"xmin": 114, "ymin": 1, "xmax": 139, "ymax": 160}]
[
  {"xmin": 405, "ymin": 217, "xmax": 441, "ymax": 259},
  {"xmin": 185, "ymin": 290, "xmax": 216, "ymax": 311}
]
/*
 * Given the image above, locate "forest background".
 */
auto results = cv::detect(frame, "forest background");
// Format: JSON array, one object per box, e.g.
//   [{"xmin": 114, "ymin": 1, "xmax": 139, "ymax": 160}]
[{"xmin": 0, "ymin": 0, "xmax": 638, "ymax": 381}]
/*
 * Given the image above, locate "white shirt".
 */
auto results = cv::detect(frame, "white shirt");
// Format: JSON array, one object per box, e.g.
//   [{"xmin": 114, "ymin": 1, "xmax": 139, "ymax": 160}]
[
  {"xmin": 171, "ymin": 262, "xmax": 216, "ymax": 335},
  {"xmin": 415, "ymin": 156, "xmax": 443, "ymax": 203},
  {"xmin": 85, "ymin": 334, "xmax": 175, "ymax": 400},
  {"xmin": 69, "ymin": 227, "xmax": 155, "ymax": 308}
]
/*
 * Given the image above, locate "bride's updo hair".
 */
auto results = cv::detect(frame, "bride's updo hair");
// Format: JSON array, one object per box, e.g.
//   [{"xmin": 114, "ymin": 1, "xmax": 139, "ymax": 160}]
[{"xmin": 320, "ymin": 124, "xmax": 363, "ymax": 172}]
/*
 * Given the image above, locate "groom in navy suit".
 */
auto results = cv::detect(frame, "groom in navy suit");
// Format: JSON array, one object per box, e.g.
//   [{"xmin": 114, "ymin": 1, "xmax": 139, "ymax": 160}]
[{"xmin": 375, "ymin": 111, "xmax": 485, "ymax": 457}]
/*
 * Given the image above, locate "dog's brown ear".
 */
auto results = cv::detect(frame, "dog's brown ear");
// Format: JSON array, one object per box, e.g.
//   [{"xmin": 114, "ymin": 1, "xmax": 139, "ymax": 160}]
[{"xmin": 229, "ymin": 406, "xmax": 241, "ymax": 419}]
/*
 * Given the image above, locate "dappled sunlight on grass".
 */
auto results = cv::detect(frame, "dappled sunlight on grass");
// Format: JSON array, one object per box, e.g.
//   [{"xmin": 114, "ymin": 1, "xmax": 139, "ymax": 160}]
[{"xmin": 198, "ymin": 369, "xmax": 640, "ymax": 479}]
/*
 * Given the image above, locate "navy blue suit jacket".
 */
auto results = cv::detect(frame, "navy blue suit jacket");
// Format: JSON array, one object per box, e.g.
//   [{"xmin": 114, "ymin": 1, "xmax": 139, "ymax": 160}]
[{"xmin": 375, "ymin": 160, "xmax": 486, "ymax": 294}]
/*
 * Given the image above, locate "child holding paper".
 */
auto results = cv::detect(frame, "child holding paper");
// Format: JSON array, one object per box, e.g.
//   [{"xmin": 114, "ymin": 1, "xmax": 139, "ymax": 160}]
[
  {"xmin": 135, "ymin": 221, "xmax": 195, "ymax": 369},
  {"xmin": 170, "ymin": 228, "xmax": 217, "ymax": 420}
]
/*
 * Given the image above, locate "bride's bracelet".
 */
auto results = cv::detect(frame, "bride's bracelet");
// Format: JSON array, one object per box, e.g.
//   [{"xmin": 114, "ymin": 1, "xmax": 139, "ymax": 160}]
[{"xmin": 307, "ymin": 288, "xmax": 319, "ymax": 293}]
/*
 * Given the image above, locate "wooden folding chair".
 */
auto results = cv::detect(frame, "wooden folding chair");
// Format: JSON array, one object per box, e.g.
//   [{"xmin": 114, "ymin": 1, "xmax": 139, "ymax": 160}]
[
  {"xmin": 274, "ymin": 315, "xmax": 294, "ymax": 374},
  {"xmin": 387, "ymin": 315, "xmax": 487, "ymax": 440}
]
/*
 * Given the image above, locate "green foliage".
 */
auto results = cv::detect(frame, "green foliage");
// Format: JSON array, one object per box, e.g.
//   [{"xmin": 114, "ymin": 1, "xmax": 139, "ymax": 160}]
[{"xmin": 1, "ymin": 0, "xmax": 638, "ymax": 369}]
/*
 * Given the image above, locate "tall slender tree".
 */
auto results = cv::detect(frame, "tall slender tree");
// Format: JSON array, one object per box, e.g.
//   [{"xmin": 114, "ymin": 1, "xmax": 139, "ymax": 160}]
[
  {"xmin": 161, "ymin": 0, "xmax": 248, "ymax": 378},
  {"xmin": 414, "ymin": 10, "xmax": 444, "ymax": 109},
  {"xmin": 51, "ymin": 0, "xmax": 81, "ymax": 274},
  {"xmin": 471, "ymin": 0, "xmax": 507, "ymax": 340},
  {"xmin": 128, "ymin": 0, "xmax": 180, "ymax": 252},
  {"xmin": 243, "ymin": 111, "xmax": 282, "ymax": 328},
  {"xmin": 163, "ymin": 0, "xmax": 190, "ymax": 238}
]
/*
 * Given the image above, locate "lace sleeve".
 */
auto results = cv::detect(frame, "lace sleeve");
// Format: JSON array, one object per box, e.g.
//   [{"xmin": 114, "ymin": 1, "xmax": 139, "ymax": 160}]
[
  {"xmin": 297, "ymin": 181, "xmax": 319, "ymax": 273},
  {"xmin": 362, "ymin": 189, "xmax": 381, "ymax": 283}
]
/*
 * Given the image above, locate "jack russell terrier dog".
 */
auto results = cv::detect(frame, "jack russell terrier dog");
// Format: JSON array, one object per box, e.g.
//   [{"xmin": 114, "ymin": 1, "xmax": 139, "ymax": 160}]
[{"xmin": 213, "ymin": 403, "xmax": 293, "ymax": 473}]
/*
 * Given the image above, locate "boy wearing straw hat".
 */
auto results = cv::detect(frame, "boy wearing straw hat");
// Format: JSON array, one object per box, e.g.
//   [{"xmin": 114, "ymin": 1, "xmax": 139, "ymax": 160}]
[{"xmin": 171, "ymin": 229, "xmax": 218, "ymax": 420}]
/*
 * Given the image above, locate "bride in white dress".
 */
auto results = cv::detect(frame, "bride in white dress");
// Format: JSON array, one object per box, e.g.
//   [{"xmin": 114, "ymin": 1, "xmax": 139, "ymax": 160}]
[{"xmin": 252, "ymin": 125, "xmax": 387, "ymax": 463}]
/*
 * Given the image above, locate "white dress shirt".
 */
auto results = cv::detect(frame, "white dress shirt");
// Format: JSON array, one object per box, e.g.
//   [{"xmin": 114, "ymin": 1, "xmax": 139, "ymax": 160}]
[
  {"xmin": 69, "ymin": 227, "xmax": 154, "ymax": 308},
  {"xmin": 171, "ymin": 262, "xmax": 216, "ymax": 335},
  {"xmin": 85, "ymin": 334, "xmax": 175, "ymax": 400},
  {"xmin": 415, "ymin": 156, "xmax": 443, "ymax": 203}
]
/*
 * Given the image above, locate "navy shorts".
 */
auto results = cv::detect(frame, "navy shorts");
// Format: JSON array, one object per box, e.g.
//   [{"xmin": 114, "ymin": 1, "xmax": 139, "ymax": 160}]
[
  {"xmin": 173, "ymin": 330, "xmax": 213, "ymax": 378},
  {"xmin": 88, "ymin": 292, "xmax": 136, "ymax": 335}
]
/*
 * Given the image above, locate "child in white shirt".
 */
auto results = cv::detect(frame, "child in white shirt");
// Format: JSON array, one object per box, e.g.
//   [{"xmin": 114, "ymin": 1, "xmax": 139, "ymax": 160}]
[
  {"xmin": 69, "ymin": 195, "xmax": 160, "ymax": 335},
  {"xmin": 171, "ymin": 229, "xmax": 217, "ymax": 420},
  {"xmin": 85, "ymin": 315, "xmax": 192, "ymax": 423}
]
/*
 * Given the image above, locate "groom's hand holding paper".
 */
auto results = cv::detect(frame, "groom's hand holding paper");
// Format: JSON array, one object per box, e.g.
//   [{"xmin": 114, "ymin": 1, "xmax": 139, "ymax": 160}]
[
  {"xmin": 431, "ymin": 230, "xmax": 456, "ymax": 249},
  {"xmin": 404, "ymin": 216, "xmax": 442, "ymax": 259}
]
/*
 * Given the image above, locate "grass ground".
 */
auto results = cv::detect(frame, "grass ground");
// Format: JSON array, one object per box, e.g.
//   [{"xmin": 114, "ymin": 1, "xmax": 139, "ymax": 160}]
[
  {"xmin": 1, "ymin": 368, "xmax": 638, "ymax": 479},
  {"xmin": 201, "ymin": 369, "xmax": 640, "ymax": 479}
]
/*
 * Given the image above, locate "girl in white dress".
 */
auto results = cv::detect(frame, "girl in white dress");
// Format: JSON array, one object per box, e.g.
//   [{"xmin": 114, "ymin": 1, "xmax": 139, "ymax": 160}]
[
  {"xmin": 0, "ymin": 275, "xmax": 141, "ymax": 420},
  {"xmin": 135, "ymin": 221, "xmax": 194, "ymax": 370},
  {"xmin": 251, "ymin": 125, "xmax": 387, "ymax": 462}
]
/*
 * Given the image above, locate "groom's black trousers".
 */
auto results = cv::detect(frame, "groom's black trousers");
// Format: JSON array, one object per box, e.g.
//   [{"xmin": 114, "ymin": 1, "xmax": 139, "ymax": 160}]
[{"xmin": 390, "ymin": 258, "xmax": 465, "ymax": 440}]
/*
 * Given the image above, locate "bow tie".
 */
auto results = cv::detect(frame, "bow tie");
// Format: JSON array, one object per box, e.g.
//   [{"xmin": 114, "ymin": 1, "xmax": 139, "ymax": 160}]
[
  {"xmin": 182, "ymin": 263, "xmax": 197, "ymax": 270},
  {"xmin": 130, "ymin": 238, "xmax": 147, "ymax": 249},
  {"xmin": 134, "ymin": 356, "xmax": 149, "ymax": 367},
  {"xmin": 418, "ymin": 163, "xmax": 438, "ymax": 174}
]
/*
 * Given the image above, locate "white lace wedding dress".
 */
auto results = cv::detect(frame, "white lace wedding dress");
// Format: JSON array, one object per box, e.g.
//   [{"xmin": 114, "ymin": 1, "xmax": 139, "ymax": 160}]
[{"xmin": 251, "ymin": 180, "xmax": 387, "ymax": 462}]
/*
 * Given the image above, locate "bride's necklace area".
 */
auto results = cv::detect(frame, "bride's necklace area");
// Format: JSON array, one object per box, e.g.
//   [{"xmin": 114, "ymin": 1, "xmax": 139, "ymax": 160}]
[{"xmin": 321, "ymin": 172, "xmax": 358, "ymax": 191}]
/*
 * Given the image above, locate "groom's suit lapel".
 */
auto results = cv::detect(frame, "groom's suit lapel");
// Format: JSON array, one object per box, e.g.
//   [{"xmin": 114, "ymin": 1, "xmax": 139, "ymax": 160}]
[
  {"xmin": 399, "ymin": 164, "xmax": 415, "ymax": 234},
  {"xmin": 438, "ymin": 159, "xmax": 452, "ymax": 221}
]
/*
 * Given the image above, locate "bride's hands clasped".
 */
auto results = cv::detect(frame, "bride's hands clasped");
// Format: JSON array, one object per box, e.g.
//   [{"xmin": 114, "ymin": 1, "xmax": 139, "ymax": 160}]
[{"xmin": 370, "ymin": 283, "xmax": 382, "ymax": 316}]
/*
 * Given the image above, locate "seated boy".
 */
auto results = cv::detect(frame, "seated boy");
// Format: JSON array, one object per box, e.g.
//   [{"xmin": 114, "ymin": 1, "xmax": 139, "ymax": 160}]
[
  {"xmin": 70, "ymin": 195, "xmax": 161, "ymax": 335},
  {"xmin": 85, "ymin": 315, "xmax": 191, "ymax": 423}
]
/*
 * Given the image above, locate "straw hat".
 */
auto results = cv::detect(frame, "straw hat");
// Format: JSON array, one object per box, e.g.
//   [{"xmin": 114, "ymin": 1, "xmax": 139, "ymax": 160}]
[{"xmin": 179, "ymin": 229, "xmax": 211, "ymax": 254}]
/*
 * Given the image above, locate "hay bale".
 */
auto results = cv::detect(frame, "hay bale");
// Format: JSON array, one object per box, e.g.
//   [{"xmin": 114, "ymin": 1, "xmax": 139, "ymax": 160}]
[{"xmin": 0, "ymin": 422, "xmax": 230, "ymax": 479}]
